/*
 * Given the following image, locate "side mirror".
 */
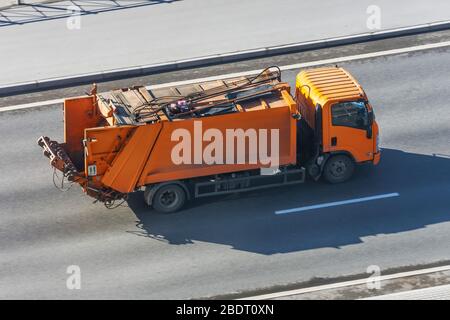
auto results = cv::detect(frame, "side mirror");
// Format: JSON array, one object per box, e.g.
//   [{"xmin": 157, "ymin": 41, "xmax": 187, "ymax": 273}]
[
  {"xmin": 366, "ymin": 125, "xmax": 372, "ymax": 139},
  {"xmin": 366, "ymin": 109, "xmax": 374, "ymax": 138},
  {"xmin": 368, "ymin": 110, "xmax": 374, "ymax": 125}
]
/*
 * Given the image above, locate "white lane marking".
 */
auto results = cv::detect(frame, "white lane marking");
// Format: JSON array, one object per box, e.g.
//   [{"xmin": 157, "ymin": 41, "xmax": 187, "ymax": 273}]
[
  {"xmin": 279, "ymin": 40, "xmax": 450, "ymax": 71},
  {"xmin": 275, "ymin": 192, "xmax": 400, "ymax": 215},
  {"xmin": 362, "ymin": 284, "xmax": 450, "ymax": 300},
  {"xmin": 433, "ymin": 153, "xmax": 450, "ymax": 159},
  {"xmin": 239, "ymin": 265, "xmax": 450, "ymax": 300},
  {"xmin": 148, "ymin": 40, "xmax": 450, "ymax": 90},
  {"xmin": 2, "ymin": 40, "xmax": 450, "ymax": 113},
  {"xmin": 0, "ymin": 98, "xmax": 63, "ymax": 112}
]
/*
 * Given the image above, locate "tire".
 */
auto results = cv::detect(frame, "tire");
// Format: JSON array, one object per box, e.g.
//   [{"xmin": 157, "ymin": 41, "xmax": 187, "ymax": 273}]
[
  {"xmin": 151, "ymin": 184, "xmax": 187, "ymax": 213},
  {"xmin": 323, "ymin": 155, "xmax": 355, "ymax": 184}
]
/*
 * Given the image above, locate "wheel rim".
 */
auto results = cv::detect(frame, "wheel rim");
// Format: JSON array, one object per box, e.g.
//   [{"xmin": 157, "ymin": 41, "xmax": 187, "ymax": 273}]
[
  {"xmin": 329, "ymin": 159, "xmax": 347, "ymax": 178},
  {"xmin": 159, "ymin": 190, "xmax": 178, "ymax": 208}
]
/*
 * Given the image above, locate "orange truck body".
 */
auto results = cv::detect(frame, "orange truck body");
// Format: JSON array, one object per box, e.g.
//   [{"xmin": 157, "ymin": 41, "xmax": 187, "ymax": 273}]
[
  {"xmin": 70, "ymin": 85, "xmax": 297, "ymax": 194},
  {"xmin": 38, "ymin": 66, "xmax": 380, "ymax": 212}
]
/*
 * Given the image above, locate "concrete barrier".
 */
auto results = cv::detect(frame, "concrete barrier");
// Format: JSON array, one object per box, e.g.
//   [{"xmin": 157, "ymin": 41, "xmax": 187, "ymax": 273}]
[{"xmin": 1, "ymin": 20, "xmax": 450, "ymax": 96}]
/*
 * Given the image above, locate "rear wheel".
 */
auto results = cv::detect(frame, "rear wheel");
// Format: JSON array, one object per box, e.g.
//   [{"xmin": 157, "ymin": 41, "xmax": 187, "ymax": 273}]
[
  {"xmin": 151, "ymin": 184, "xmax": 186, "ymax": 213},
  {"xmin": 323, "ymin": 155, "xmax": 355, "ymax": 184}
]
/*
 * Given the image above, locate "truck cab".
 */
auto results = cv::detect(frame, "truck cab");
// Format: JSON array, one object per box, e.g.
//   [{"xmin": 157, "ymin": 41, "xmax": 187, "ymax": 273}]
[{"xmin": 295, "ymin": 67, "xmax": 380, "ymax": 183}]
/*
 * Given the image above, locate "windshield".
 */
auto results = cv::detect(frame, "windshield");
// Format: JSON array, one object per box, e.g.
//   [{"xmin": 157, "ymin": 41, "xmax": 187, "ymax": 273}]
[{"xmin": 331, "ymin": 101, "xmax": 369, "ymax": 129}]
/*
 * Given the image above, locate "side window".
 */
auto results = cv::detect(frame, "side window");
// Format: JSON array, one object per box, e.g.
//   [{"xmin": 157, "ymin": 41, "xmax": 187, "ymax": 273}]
[{"xmin": 331, "ymin": 101, "xmax": 368, "ymax": 129}]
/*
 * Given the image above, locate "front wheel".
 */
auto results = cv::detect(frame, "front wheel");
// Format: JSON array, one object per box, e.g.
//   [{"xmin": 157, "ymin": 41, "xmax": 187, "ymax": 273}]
[
  {"xmin": 323, "ymin": 155, "xmax": 355, "ymax": 184},
  {"xmin": 150, "ymin": 184, "xmax": 187, "ymax": 213}
]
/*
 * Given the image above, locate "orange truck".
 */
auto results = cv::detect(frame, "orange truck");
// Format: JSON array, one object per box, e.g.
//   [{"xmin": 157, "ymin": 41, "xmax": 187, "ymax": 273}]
[{"xmin": 38, "ymin": 66, "xmax": 380, "ymax": 212}]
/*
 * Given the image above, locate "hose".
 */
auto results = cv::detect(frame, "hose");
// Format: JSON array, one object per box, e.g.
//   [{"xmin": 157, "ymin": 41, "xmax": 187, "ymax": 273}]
[
  {"xmin": 52, "ymin": 167, "xmax": 75, "ymax": 192},
  {"xmin": 133, "ymin": 66, "xmax": 282, "ymax": 120}
]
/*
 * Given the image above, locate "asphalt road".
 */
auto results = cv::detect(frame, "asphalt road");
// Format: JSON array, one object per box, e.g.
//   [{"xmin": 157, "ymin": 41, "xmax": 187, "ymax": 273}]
[
  {"xmin": 1, "ymin": 0, "xmax": 450, "ymax": 86},
  {"xmin": 0, "ymin": 46, "xmax": 450, "ymax": 299}
]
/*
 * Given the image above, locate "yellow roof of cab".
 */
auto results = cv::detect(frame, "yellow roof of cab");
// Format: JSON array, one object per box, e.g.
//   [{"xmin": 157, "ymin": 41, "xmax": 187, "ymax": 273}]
[{"xmin": 296, "ymin": 67, "xmax": 366, "ymax": 107}]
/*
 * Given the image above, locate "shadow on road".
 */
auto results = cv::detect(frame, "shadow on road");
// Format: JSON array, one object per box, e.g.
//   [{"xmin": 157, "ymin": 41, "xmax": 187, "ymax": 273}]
[
  {"xmin": 128, "ymin": 148, "xmax": 450, "ymax": 254},
  {"xmin": 0, "ymin": 0, "xmax": 180, "ymax": 27}
]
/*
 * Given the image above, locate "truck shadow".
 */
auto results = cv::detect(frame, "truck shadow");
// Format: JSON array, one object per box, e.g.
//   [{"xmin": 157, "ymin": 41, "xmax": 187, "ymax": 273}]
[{"xmin": 127, "ymin": 148, "xmax": 450, "ymax": 255}]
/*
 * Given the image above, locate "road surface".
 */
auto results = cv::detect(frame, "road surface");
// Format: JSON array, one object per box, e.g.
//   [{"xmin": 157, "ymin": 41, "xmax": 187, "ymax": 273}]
[
  {"xmin": 0, "ymin": 45, "xmax": 449, "ymax": 299},
  {"xmin": 1, "ymin": 0, "xmax": 450, "ymax": 86}
]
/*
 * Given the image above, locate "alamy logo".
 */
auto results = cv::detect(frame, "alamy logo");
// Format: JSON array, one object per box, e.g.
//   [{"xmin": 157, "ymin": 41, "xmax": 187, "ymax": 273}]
[
  {"xmin": 66, "ymin": 5, "xmax": 81, "ymax": 30},
  {"xmin": 171, "ymin": 121, "xmax": 280, "ymax": 171},
  {"xmin": 66, "ymin": 265, "xmax": 81, "ymax": 290},
  {"xmin": 366, "ymin": 5, "xmax": 381, "ymax": 30},
  {"xmin": 366, "ymin": 265, "xmax": 381, "ymax": 290}
]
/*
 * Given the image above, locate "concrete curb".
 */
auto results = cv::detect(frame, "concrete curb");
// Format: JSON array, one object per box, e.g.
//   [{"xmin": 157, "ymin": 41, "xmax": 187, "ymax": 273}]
[{"xmin": 1, "ymin": 20, "xmax": 450, "ymax": 96}]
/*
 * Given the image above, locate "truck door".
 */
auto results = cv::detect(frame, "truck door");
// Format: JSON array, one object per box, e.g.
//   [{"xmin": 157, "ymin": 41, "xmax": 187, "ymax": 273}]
[{"xmin": 325, "ymin": 101, "xmax": 374, "ymax": 162}]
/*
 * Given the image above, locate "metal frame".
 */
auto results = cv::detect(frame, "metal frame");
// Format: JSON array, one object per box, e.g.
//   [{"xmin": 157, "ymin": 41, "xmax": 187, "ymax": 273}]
[{"xmin": 194, "ymin": 167, "xmax": 305, "ymax": 198}]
